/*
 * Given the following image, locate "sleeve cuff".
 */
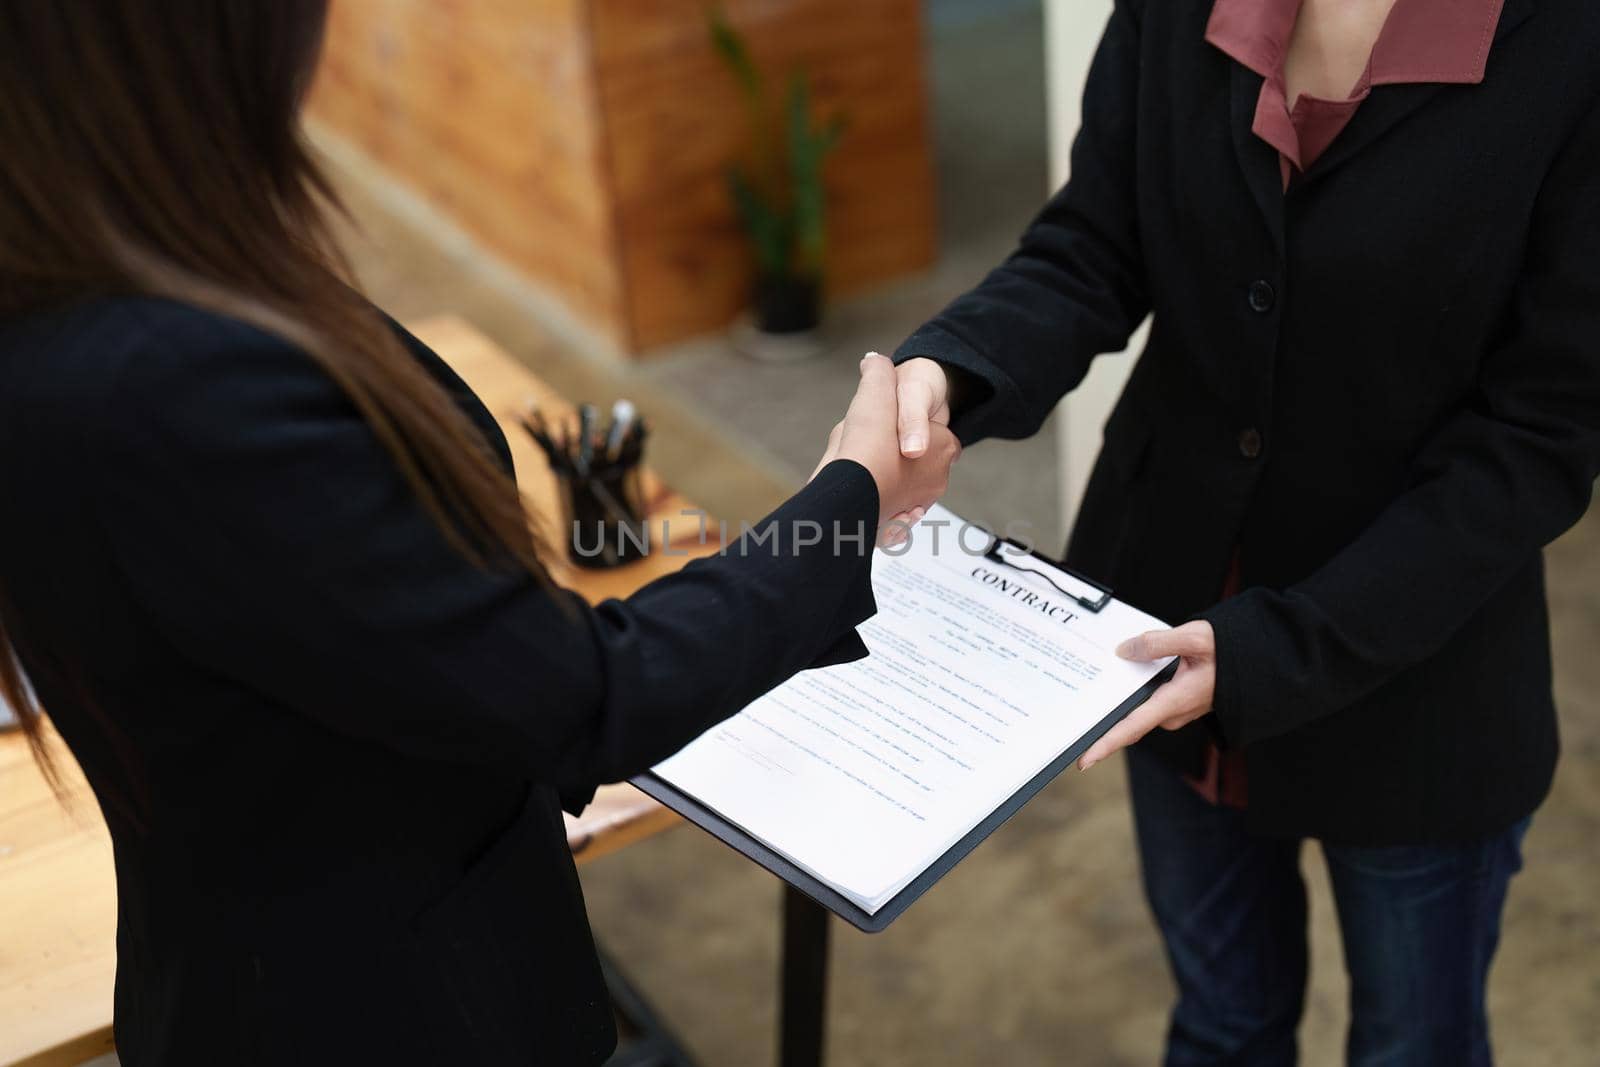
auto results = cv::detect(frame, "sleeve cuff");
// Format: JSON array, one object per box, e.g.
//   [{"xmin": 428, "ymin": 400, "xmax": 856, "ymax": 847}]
[
  {"xmin": 1197, "ymin": 596, "xmax": 1257, "ymax": 748},
  {"xmin": 807, "ymin": 630, "xmax": 871, "ymax": 669},
  {"xmin": 770, "ymin": 458, "xmax": 879, "ymax": 557},
  {"xmin": 559, "ymin": 784, "xmax": 597, "ymax": 817},
  {"xmin": 892, "ymin": 324, "xmax": 1023, "ymax": 447}
]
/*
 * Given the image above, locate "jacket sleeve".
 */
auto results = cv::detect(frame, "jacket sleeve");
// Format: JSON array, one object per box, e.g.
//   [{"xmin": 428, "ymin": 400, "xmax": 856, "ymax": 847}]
[
  {"xmin": 892, "ymin": 0, "xmax": 1149, "ymax": 445},
  {"xmin": 1202, "ymin": 97, "xmax": 1600, "ymax": 746},
  {"xmin": 93, "ymin": 315, "xmax": 879, "ymax": 793}
]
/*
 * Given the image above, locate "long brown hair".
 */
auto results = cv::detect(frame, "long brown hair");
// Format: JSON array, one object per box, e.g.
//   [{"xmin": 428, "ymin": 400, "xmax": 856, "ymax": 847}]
[{"xmin": 0, "ymin": 2, "xmax": 546, "ymax": 786}]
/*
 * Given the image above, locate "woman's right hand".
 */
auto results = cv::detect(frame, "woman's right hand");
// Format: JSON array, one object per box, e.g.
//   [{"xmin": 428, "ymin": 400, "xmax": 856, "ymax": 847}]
[{"xmin": 812, "ymin": 353, "xmax": 960, "ymax": 539}]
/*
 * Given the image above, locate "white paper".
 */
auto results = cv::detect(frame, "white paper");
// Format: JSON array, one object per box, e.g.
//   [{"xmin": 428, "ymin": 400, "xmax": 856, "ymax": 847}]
[{"xmin": 654, "ymin": 505, "xmax": 1174, "ymax": 915}]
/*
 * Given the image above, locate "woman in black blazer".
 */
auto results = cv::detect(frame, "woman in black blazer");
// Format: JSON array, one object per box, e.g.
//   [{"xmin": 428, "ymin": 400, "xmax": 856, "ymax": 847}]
[
  {"xmin": 0, "ymin": 4, "xmax": 957, "ymax": 1065},
  {"xmin": 884, "ymin": 0, "xmax": 1599, "ymax": 1062}
]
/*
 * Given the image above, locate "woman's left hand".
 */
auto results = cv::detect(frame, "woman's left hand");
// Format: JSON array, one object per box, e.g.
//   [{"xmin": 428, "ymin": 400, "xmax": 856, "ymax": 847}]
[{"xmin": 1078, "ymin": 621, "xmax": 1217, "ymax": 771}]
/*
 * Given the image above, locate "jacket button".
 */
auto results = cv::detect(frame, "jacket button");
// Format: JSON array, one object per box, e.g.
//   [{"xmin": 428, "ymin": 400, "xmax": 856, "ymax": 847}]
[
  {"xmin": 1248, "ymin": 279, "xmax": 1276, "ymax": 313},
  {"xmin": 1238, "ymin": 428, "xmax": 1263, "ymax": 459}
]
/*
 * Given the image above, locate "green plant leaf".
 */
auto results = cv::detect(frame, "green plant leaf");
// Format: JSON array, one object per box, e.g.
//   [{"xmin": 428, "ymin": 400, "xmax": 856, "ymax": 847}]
[
  {"xmin": 707, "ymin": 5, "xmax": 762, "ymax": 102},
  {"xmin": 785, "ymin": 74, "xmax": 842, "ymax": 275},
  {"xmin": 710, "ymin": 12, "xmax": 844, "ymax": 285},
  {"xmin": 729, "ymin": 167, "xmax": 793, "ymax": 278}
]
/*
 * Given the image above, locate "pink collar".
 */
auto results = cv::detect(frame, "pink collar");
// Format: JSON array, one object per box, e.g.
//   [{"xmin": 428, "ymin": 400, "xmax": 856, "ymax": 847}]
[
  {"xmin": 1206, "ymin": 0, "xmax": 1507, "ymax": 90},
  {"xmin": 1205, "ymin": 0, "xmax": 1506, "ymax": 183}
]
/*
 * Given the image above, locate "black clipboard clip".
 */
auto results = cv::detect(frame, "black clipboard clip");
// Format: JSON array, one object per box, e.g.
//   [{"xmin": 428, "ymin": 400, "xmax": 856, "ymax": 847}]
[{"xmin": 979, "ymin": 528, "xmax": 1114, "ymax": 614}]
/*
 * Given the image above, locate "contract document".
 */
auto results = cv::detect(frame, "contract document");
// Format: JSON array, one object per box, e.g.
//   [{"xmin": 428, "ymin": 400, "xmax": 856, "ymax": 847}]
[{"xmin": 647, "ymin": 505, "xmax": 1174, "ymax": 922}]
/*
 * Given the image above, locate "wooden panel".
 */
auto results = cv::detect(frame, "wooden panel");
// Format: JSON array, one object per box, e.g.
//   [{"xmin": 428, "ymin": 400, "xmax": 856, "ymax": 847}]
[
  {"xmin": 310, "ymin": 1, "xmax": 936, "ymax": 354},
  {"xmin": 590, "ymin": 0, "xmax": 938, "ymax": 350},
  {"xmin": 308, "ymin": 0, "xmax": 629, "ymax": 346}
]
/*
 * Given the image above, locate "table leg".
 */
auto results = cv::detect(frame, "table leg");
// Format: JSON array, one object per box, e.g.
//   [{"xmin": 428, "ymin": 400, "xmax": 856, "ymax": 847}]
[{"xmin": 778, "ymin": 885, "xmax": 831, "ymax": 1067}]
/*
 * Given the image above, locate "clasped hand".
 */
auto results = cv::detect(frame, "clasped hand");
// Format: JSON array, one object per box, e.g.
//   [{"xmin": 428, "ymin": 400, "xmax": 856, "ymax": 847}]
[{"xmin": 811, "ymin": 353, "xmax": 961, "ymax": 544}]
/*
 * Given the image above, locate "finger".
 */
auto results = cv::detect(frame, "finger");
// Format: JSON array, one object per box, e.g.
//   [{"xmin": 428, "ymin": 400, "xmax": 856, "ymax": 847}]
[
  {"xmin": 846, "ymin": 352, "xmax": 897, "ymax": 422},
  {"xmin": 908, "ymin": 428, "xmax": 959, "ymax": 508},
  {"xmin": 1116, "ymin": 622, "xmax": 1213, "ymax": 662},
  {"xmin": 1084, "ymin": 681, "xmax": 1194, "ymax": 766},
  {"xmin": 1078, "ymin": 686, "xmax": 1186, "ymax": 769},
  {"xmin": 878, "ymin": 520, "xmax": 913, "ymax": 547},
  {"xmin": 1076, "ymin": 710, "xmax": 1155, "ymax": 771},
  {"xmin": 903, "ymin": 357, "xmax": 949, "ymax": 406},
  {"xmin": 897, "ymin": 378, "xmax": 935, "ymax": 458}
]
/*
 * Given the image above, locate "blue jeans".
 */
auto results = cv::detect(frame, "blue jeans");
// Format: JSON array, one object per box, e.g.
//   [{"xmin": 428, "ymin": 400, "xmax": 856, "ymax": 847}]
[{"xmin": 1126, "ymin": 745, "xmax": 1530, "ymax": 1067}]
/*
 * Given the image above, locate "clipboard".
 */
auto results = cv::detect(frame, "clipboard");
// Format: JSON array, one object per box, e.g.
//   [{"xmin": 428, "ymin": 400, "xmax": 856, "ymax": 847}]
[{"xmin": 632, "ymin": 535, "xmax": 1177, "ymax": 933}]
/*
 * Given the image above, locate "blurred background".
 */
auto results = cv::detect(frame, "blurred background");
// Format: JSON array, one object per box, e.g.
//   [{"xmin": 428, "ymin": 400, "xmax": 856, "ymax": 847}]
[
  {"xmin": 86, "ymin": 0, "xmax": 1600, "ymax": 1064},
  {"xmin": 310, "ymin": 0, "xmax": 1069, "ymax": 550}
]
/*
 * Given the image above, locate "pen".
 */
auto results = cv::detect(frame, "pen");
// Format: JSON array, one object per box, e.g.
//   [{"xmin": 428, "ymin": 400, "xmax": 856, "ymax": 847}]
[
  {"xmin": 614, "ymin": 419, "xmax": 648, "ymax": 470},
  {"xmin": 516, "ymin": 405, "xmax": 563, "ymax": 470},
  {"xmin": 576, "ymin": 404, "xmax": 597, "ymax": 477},
  {"xmin": 605, "ymin": 399, "xmax": 636, "ymax": 462}
]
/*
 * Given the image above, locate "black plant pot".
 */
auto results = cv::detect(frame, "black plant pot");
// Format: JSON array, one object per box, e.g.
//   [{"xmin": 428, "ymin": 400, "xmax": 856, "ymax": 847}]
[{"xmin": 753, "ymin": 273, "xmax": 822, "ymax": 334}]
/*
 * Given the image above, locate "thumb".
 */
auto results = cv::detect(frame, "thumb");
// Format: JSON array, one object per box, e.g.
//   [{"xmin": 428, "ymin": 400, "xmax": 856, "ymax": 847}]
[
  {"xmin": 1116, "ymin": 624, "xmax": 1212, "ymax": 662},
  {"xmin": 897, "ymin": 377, "xmax": 934, "ymax": 457}
]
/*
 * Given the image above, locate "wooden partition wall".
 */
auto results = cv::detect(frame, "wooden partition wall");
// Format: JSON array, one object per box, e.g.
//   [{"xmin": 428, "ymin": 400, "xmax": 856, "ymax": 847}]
[{"xmin": 310, "ymin": 0, "xmax": 938, "ymax": 354}]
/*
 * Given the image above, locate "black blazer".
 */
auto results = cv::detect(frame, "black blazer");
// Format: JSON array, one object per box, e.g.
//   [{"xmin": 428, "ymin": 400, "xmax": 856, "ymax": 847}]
[
  {"xmin": 0, "ymin": 297, "xmax": 879, "ymax": 1065},
  {"xmin": 896, "ymin": 0, "xmax": 1600, "ymax": 844}
]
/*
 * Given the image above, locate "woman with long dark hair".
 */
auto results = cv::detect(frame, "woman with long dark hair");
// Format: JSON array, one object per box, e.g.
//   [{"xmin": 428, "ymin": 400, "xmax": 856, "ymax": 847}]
[{"xmin": 0, "ymin": 3, "xmax": 958, "ymax": 1063}]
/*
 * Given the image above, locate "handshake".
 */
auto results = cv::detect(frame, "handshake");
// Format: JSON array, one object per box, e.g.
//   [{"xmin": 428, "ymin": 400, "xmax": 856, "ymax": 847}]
[{"xmin": 811, "ymin": 353, "xmax": 960, "ymax": 544}]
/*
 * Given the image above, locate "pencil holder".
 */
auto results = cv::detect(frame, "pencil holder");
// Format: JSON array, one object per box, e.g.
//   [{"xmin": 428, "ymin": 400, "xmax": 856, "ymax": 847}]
[
  {"xmin": 517, "ymin": 399, "xmax": 652, "ymax": 571},
  {"xmin": 561, "ymin": 463, "xmax": 648, "ymax": 569}
]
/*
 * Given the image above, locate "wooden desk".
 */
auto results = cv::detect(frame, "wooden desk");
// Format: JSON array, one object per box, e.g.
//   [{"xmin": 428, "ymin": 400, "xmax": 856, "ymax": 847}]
[{"xmin": 0, "ymin": 316, "xmax": 704, "ymax": 1066}]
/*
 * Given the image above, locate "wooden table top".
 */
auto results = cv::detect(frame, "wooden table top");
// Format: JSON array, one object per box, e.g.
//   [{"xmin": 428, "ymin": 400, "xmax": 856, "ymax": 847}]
[{"xmin": 0, "ymin": 315, "xmax": 708, "ymax": 1066}]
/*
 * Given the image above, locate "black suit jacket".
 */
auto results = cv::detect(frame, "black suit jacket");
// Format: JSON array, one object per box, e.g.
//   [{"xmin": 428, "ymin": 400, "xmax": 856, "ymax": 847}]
[
  {"xmin": 0, "ymin": 297, "xmax": 879, "ymax": 1065},
  {"xmin": 896, "ymin": 0, "xmax": 1600, "ymax": 843}
]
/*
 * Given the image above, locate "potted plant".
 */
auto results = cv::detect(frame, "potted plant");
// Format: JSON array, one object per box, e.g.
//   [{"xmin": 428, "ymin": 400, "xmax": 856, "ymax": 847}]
[{"xmin": 709, "ymin": 6, "xmax": 844, "ymax": 353}]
